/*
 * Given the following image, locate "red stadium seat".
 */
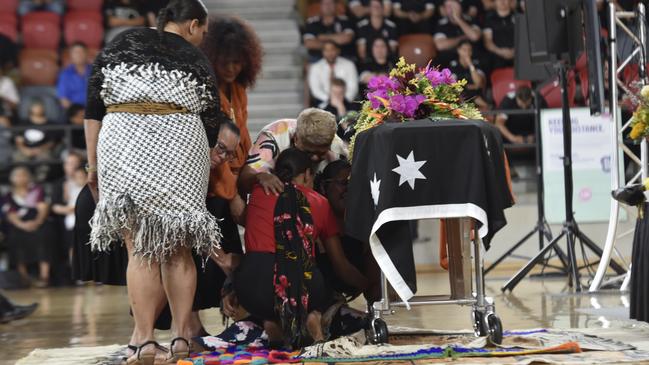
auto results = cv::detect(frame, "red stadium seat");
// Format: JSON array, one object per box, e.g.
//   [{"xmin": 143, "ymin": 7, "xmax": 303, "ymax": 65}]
[
  {"xmin": 490, "ymin": 67, "xmax": 532, "ymax": 108},
  {"xmin": 21, "ymin": 11, "xmax": 61, "ymax": 50},
  {"xmin": 65, "ymin": 10, "xmax": 102, "ymax": 23},
  {"xmin": 539, "ymin": 72, "xmax": 577, "ymax": 108},
  {"xmin": 398, "ymin": 34, "xmax": 437, "ymax": 69},
  {"xmin": 61, "ymin": 47, "xmax": 100, "ymax": 66},
  {"xmin": 64, "ymin": 11, "xmax": 104, "ymax": 48},
  {"xmin": 579, "ymin": 68, "xmax": 589, "ymax": 103},
  {"xmin": 19, "ymin": 49, "xmax": 60, "ymax": 86},
  {"xmin": 0, "ymin": 12, "xmax": 18, "ymax": 42},
  {"xmin": 0, "ymin": 0, "xmax": 18, "ymax": 12},
  {"xmin": 67, "ymin": 0, "xmax": 103, "ymax": 11}
]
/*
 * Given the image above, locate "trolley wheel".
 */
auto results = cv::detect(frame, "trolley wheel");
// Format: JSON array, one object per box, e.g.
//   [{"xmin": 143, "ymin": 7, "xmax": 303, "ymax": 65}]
[
  {"xmin": 486, "ymin": 314, "xmax": 503, "ymax": 345},
  {"xmin": 472, "ymin": 310, "xmax": 487, "ymax": 337},
  {"xmin": 369, "ymin": 318, "xmax": 389, "ymax": 344}
]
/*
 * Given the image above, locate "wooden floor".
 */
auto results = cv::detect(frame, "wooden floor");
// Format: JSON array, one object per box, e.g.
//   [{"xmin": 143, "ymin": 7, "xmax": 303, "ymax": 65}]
[{"xmin": 2, "ymin": 272, "xmax": 649, "ymax": 364}]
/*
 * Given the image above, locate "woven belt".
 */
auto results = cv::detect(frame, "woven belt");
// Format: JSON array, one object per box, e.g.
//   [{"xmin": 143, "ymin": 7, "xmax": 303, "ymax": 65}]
[{"xmin": 106, "ymin": 102, "xmax": 189, "ymax": 115}]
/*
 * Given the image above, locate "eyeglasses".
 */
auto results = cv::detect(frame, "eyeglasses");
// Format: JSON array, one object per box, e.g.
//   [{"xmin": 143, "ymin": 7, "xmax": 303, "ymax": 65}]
[{"xmin": 215, "ymin": 141, "xmax": 237, "ymax": 161}]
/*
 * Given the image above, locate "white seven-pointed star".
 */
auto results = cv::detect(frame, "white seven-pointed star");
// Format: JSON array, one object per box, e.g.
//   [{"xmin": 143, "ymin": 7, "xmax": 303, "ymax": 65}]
[
  {"xmin": 370, "ymin": 173, "xmax": 381, "ymax": 206},
  {"xmin": 392, "ymin": 151, "xmax": 427, "ymax": 190}
]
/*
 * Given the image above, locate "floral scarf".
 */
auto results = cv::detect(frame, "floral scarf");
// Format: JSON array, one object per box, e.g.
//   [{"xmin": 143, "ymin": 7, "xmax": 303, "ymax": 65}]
[{"xmin": 273, "ymin": 183, "xmax": 315, "ymax": 348}]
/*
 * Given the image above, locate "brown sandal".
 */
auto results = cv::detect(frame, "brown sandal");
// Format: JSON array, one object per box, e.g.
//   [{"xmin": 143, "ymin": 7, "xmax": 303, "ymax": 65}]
[{"xmin": 165, "ymin": 337, "xmax": 191, "ymax": 364}]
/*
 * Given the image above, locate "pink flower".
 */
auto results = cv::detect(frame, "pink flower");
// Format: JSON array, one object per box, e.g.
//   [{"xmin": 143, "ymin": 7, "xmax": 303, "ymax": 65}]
[
  {"xmin": 424, "ymin": 67, "xmax": 455, "ymax": 86},
  {"xmin": 367, "ymin": 75, "xmax": 400, "ymax": 91},
  {"xmin": 389, "ymin": 94, "xmax": 427, "ymax": 118}
]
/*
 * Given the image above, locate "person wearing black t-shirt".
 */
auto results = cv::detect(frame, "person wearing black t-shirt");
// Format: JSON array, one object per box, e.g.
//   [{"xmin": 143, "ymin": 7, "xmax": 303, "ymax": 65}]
[
  {"xmin": 356, "ymin": 0, "xmax": 398, "ymax": 60},
  {"xmin": 495, "ymin": 86, "xmax": 547, "ymax": 144},
  {"xmin": 483, "ymin": 0, "xmax": 515, "ymax": 70},
  {"xmin": 434, "ymin": 0, "xmax": 482, "ymax": 68},
  {"xmin": 359, "ymin": 37, "xmax": 395, "ymax": 89},
  {"xmin": 449, "ymin": 41, "xmax": 487, "ymax": 108},
  {"xmin": 303, "ymin": 0, "xmax": 356, "ymax": 62},
  {"xmin": 392, "ymin": 0, "xmax": 436, "ymax": 35},
  {"xmin": 13, "ymin": 100, "xmax": 60, "ymax": 182}
]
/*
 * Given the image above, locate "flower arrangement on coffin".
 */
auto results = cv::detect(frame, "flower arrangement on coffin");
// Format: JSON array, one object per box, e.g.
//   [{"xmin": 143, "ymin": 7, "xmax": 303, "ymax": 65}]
[
  {"xmin": 349, "ymin": 57, "xmax": 484, "ymax": 157},
  {"xmin": 628, "ymin": 84, "xmax": 649, "ymax": 141}
]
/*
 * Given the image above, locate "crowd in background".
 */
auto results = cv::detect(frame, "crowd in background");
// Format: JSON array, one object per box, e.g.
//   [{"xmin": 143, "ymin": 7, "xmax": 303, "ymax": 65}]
[{"xmin": 0, "ymin": 0, "xmax": 637, "ymax": 289}]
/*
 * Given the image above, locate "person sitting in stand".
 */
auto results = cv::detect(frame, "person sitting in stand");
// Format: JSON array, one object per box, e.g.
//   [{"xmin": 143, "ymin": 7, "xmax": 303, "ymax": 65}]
[
  {"xmin": 0, "ymin": 68, "xmax": 19, "ymax": 121},
  {"xmin": 18, "ymin": 0, "xmax": 64, "ymax": 15},
  {"xmin": 359, "ymin": 37, "xmax": 395, "ymax": 91},
  {"xmin": 233, "ymin": 148, "xmax": 368, "ymax": 349},
  {"xmin": 449, "ymin": 40, "xmax": 488, "ymax": 108},
  {"xmin": 2, "ymin": 167, "xmax": 51, "ymax": 288},
  {"xmin": 57, "ymin": 42, "xmax": 92, "ymax": 109},
  {"xmin": 239, "ymin": 108, "xmax": 348, "ymax": 195},
  {"xmin": 392, "ymin": 0, "xmax": 435, "ymax": 35},
  {"xmin": 51, "ymin": 152, "xmax": 86, "ymax": 266},
  {"xmin": 104, "ymin": 0, "xmax": 147, "ymax": 43},
  {"xmin": 482, "ymin": 0, "xmax": 516, "ymax": 70},
  {"xmin": 13, "ymin": 99, "xmax": 60, "ymax": 182},
  {"xmin": 308, "ymin": 41, "xmax": 358, "ymax": 108},
  {"xmin": 495, "ymin": 86, "xmax": 547, "ymax": 144},
  {"xmin": 323, "ymin": 78, "xmax": 360, "ymax": 121},
  {"xmin": 67, "ymin": 104, "xmax": 87, "ymax": 150},
  {"xmin": 457, "ymin": 0, "xmax": 483, "ymax": 18},
  {"xmin": 434, "ymin": 0, "xmax": 482, "ymax": 68},
  {"xmin": 303, "ymin": 0, "xmax": 356, "ymax": 62},
  {"xmin": 315, "ymin": 160, "xmax": 381, "ymax": 302},
  {"xmin": 355, "ymin": 0, "xmax": 398, "ymax": 61},
  {"xmin": 349, "ymin": 0, "xmax": 393, "ymax": 20}
]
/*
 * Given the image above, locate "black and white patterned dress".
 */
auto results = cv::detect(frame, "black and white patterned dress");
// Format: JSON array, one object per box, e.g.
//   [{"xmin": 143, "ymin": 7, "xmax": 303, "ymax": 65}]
[{"xmin": 85, "ymin": 28, "xmax": 224, "ymax": 261}]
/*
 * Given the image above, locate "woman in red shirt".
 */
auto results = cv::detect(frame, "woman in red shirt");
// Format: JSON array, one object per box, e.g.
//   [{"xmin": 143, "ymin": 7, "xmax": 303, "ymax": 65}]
[{"xmin": 234, "ymin": 148, "xmax": 366, "ymax": 348}]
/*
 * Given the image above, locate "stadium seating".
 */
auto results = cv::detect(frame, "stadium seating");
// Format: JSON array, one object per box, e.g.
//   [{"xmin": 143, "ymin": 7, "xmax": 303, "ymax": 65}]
[
  {"xmin": 66, "ymin": 0, "xmax": 104, "ymax": 11},
  {"xmin": 306, "ymin": 2, "xmax": 347, "ymax": 17},
  {"xmin": 490, "ymin": 67, "xmax": 532, "ymax": 108},
  {"xmin": 539, "ymin": 73, "xmax": 577, "ymax": 108},
  {"xmin": 398, "ymin": 34, "xmax": 437, "ymax": 69},
  {"xmin": 21, "ymin": 11, "xmax": 61, "ymax": 50},
  {"xmin": 64, "ymin": 11, "xmax": 104, "ymax": 48},
  {"xmin": 0, "ymin": 12, "xmax": 18, "ymax": 42},
  {"xmin": 19, "ymin": 49, "xmax": 60, "ymax": 86},
  {"xmin": 0, "ymin": 0, "xmax": 18, "ymax": 13}
]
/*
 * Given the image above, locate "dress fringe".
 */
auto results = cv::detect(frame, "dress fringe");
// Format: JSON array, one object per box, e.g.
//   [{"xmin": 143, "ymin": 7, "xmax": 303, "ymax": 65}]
[{"xmin": 89, "ymin": 193, "xmax": 222, "ymax": 262}]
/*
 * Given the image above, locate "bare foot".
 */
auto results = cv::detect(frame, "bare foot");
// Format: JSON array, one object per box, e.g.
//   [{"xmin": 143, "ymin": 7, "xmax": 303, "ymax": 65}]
[{"xmin": 306, "ymin": 311, "xmax": 324, "ymax": 342}]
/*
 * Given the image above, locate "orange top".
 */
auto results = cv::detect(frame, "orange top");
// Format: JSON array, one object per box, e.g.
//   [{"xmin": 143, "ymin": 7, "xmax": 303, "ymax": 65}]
[{"xmin": 208, "ymin": 82, "xmax": 253, "ymax": 200}]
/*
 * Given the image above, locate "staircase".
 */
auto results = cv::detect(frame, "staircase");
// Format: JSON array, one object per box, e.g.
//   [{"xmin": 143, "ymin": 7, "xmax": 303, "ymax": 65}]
[{"xmin": 203, "ymin": 0, "xmax": 304, "ymax": 137}]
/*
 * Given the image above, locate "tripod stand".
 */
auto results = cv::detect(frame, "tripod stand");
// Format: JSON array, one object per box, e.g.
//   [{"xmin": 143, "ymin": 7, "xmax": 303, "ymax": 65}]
[
  {"xmin": 501, "ymin": 63, "xmax": 626, "ymax": 292},
  {"xmin": 485, "ymin": 87, "xmax": 569, "ymax": 275}
]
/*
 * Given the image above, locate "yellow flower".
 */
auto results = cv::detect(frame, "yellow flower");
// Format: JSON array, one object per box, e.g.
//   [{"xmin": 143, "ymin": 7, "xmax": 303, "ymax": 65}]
[
  {"xmin": 642, "ymin": 85, "xmax": 649, "ymax": 99},
  {"xmin": 630, "ymin": 121, "xmax": 646, "ymax": 140}
]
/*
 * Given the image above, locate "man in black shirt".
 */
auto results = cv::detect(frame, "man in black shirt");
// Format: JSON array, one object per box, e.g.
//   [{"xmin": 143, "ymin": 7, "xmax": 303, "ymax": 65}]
[
  {"xmin": 495, "ymin": 86, "xmax": 547, "ymax": 144},
  {"xmin": 483, "ymin": 0, "xmax": 515, "ymax": 70},
  {"xmin": 433, "ymin": 0, "xmax": 482, "ymax": 68},
  {"xmin": 303, "ymin": 0, "xmax": 356, "ymax": 62},
  {"xmin": 392, "ymin": 0, "xmax": 436, "ymax": 35},
  {"xmin": 356, "ymin": 0, "xmax": 398, "ymax": 60}
]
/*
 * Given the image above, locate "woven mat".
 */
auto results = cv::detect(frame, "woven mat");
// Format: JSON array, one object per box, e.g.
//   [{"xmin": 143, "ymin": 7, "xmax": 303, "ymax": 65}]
[{"xmin": 16, "ymin": 328, "xmax": 649, "ymax": 365}]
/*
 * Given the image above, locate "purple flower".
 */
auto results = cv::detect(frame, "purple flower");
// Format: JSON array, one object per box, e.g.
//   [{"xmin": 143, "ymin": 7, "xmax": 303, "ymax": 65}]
[
  {"xmin": 367, "ymin": 75, "xmax": 400, "ymax": 91},
  {"xmin": 367, "ymin": 89, "xmax": 389, "ymax": 109},
  {"xmin": 389, "ymin": 94, "xmax": 426, "ymax": 118},
  {"xmin": 424, "ymin": 68, "xmax": 456, "ymax": 86}
]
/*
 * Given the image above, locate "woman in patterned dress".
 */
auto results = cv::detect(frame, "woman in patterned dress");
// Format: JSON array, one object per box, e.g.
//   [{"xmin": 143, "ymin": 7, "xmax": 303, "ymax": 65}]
[{"xmin": 84, "ymin": 1, "xmax": 228, "ymax": 363}]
